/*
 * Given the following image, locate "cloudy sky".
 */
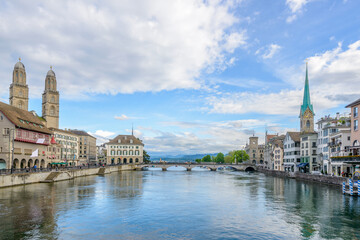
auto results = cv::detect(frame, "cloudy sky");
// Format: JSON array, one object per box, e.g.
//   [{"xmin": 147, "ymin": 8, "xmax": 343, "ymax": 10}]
[{"xmin": 1, "ymin": 0, "xmax": 360, "ymax": 155}]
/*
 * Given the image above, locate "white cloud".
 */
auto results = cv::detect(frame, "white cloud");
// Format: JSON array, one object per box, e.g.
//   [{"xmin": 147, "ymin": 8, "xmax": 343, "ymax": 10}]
[
  {"xmin": 88, "ymin": 130, "xmax": 116, "ymax": 145},
  {"xmin": 0, "ymin": 0, "xmax": 247, "ymax": 99},
  {"xmin": 205, "ymin": 40, "xmax": 360, "ymax": 117},
  {"xmin": 262, "ymin": 44, "xmax": 282, "ymax": 59},
  {"xmin": 114, "ymin": 115, "xmax": 130, "ymax": 120},
  {"xmin": 142, "ymin": 119, "xmax": 269, "ymax": 154},
  {"xmin": 285, "ymin": 0, "xmax": 312, "ymax": 23}
]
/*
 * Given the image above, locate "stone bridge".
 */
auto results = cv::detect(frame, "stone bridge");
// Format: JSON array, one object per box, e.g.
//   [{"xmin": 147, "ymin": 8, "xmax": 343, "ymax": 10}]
[{"xmin": 135, "ymin": 162, "xmax": 256, "ymax": 172}]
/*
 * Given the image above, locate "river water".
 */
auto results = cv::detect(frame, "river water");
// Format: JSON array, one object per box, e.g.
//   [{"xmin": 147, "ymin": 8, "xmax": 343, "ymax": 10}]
[{"xmin": 0, "ymin": 167, "xmax": 360, "ymax": 240}]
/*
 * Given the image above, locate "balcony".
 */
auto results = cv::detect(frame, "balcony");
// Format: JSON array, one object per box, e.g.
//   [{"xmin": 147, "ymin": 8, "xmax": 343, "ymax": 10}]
[{"xmin": 331, "ymin": 155, "xmax": 360, "ymax": 163}]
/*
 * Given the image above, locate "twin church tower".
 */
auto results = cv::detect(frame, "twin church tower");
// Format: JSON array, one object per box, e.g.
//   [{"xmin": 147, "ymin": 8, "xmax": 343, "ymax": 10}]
[{"xmin": 9, "ymin": 58, "xmax": 59, "ymax": 129}]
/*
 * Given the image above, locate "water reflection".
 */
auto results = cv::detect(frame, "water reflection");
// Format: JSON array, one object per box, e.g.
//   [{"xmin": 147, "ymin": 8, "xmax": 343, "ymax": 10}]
[{"xmin": 0, "ymin": 171, "xmax": 360, "ymax": 239}]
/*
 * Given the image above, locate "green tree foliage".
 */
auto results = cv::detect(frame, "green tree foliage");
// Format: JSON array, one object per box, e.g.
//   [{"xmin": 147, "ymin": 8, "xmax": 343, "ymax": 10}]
[
  {"xmin": 195, "ymin": 159, "xmax": 201, "ymax": 163},
  {"xmin": 224, "ymin": 151, "xmax": 235, "ymax": 163},
  {"xmin": 143, "ymin": 150, "xmax": 151, "ymax": 163},
  {"xmin": 202, "ymin": 155, "xmax": 211, "ymax": 162},
  {"xmin": 215, "ymin": 152, "xmax": 225, "ymax": 163},
  {"xmin": 231, "ymin": 150, "xmax": 249, "ymax": 164}
]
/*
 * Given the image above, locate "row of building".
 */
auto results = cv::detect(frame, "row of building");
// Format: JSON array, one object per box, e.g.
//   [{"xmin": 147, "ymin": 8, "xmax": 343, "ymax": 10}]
[
  {"xmin": 245, "ymin": 63, "xmax": 360, "ymax": 177},
  {"xmin": 0, "ymin": 59, "xmax": 144, "ymax": 170}
]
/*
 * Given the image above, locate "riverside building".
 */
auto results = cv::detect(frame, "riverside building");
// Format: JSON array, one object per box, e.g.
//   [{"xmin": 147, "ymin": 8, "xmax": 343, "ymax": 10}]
[
  {"xmin": 283, "ymin": 132, "xmax": 301, "ymax": 172},
  {"xmin": 245, "ymin": 136, "xmax": 264, "ymax": 165},
  {"xmin": 105, "ymin": 135, "xmax": 144, "ymax": 165},
  {"xmin": 69, "ymin": 129, "xmax": 97, "ymax": 165}
]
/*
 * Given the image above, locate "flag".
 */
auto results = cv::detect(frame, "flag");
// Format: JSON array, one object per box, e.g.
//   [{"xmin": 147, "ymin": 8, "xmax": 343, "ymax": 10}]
[
  {"xmin": 31, "ymin": 149, "xmax": 39, "ymax": 157},
  {"xmin": 36, "ymin": 138, "xmax": 45, "ymax": 144}
]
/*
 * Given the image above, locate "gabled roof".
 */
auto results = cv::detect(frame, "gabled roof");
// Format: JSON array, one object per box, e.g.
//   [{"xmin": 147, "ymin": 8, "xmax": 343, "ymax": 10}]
[
  {"xmin": 69, "ymin": 129, "xmax": 96, "ymax": 139},
  {"xmin": 0, "ymin": 101, "xmax": 52, "ymax": 134},
  {"xmin": 287, "ymin": 132, "xmax": 300, "ymax": 142},
  {"xmin": 106, "ymin": 135, "xmax": 144, "ymax": 146},
  {"xmin": 266, "ymin": 134, "xmax": 277, "ymax": 142},
  {"xmin": 345, "ymin": 98, "xmax": 360, "ymax": 108}
]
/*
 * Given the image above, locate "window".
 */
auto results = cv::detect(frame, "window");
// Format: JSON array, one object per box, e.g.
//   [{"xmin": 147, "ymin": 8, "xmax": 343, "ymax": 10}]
[
  {"xmin": 306, "ymin": 120, "xmax": 310, "ymax": 128},
  {"xmin": 354, "ymin": 107, "xmax": 358, "ymax": 118},
  {"xmin": 354, "ymin": 120, "xmax": 358, "ymax": 131},
  {"xmin": 3, "ymin": 128, "xmax": 10, "ymax": 135}
]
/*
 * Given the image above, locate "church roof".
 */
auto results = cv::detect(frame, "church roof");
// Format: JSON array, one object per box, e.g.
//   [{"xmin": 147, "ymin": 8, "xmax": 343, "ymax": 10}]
[
  {"xmin": 14, "ymin": 61, "xmax": 25, "ymax": 70},
  {"xmin": 300, "ymin": 63, "xmax": 314, "ymax": 116},
  {"xmin": 106, "ymin": 135, "xmax": 144, "ymax": 146},
  {"xmin": 0, "ymin": 101, "xmax": 52, "ymax": 134},
  {"xmin": 47, "ymin": 69, "xmax": 55, "ymax": 77}
]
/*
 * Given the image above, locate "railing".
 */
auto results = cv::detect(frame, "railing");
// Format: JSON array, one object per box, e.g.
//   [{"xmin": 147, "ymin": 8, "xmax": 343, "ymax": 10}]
[{"xmin": 331, "ymin": 156, "xmax": 360, "ymax": 162}]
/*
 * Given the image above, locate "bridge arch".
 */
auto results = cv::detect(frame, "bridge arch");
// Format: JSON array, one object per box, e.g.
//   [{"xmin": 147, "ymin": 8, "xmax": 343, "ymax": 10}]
[{"xmin": 245, "ymin": 166, "xmax": 256, "ymax": 172}]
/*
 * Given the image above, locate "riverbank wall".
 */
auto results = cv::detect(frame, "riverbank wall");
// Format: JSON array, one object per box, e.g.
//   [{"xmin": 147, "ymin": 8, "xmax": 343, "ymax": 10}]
[
  {"xmin": 0, "ymin": 165, "xmax": 135, "ymax": 188},
  {"xmin": 258, "ymin": 168, "xmax": 348, "ymax": 186}
]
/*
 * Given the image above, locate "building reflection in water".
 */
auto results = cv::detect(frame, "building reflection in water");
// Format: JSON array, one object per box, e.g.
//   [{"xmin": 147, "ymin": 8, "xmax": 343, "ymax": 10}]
[{"xmin": 0, "ymin": 171, "xmax": 144, "ymax": 239}]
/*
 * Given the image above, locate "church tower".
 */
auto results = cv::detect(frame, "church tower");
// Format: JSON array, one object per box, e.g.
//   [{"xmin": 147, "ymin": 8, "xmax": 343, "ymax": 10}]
[
  {"xmin": 300, "ymin": 62, "xmax": 315, "ymax": 133},
  {"xmin": 42, "ymin": 66, "xmax": 60, "ymax": 129},
  {"xmin": 9, "ymin": 58, "xmax": 29, "ymax": 110}
]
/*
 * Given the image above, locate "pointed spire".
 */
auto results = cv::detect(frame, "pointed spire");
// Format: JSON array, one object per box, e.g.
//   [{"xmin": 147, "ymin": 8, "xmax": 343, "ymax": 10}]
[{"xmin": 300, "ymin": 61, "xmax": 314, "ymax": 116}]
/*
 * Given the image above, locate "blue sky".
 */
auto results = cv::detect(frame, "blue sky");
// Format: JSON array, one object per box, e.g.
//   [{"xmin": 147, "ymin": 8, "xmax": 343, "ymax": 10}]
[{"xmin": 1, "ymin": 0, "xmax": 360, "ymax": 155}]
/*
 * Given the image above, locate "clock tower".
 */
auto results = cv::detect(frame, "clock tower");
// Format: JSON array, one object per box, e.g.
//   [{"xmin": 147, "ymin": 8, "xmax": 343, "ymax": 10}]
[{"xmin": 300, "ymin": 62, "xmax": 315, "ymax": 133}]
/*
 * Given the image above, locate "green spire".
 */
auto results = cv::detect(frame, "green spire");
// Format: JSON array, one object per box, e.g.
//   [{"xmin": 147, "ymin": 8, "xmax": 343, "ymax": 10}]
[{"xmin": 300, "ymin": 62, "xmax": 314, "ymax": 116}]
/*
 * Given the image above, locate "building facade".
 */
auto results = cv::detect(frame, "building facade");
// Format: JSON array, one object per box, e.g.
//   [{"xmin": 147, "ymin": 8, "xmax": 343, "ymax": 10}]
[
  {"xmin": 0, "ymin": 102, "xmax": 52, "ymax": 169},
  {"xmin": 283, "ymin": 132, "xmax": 301, "ymax": 172},
  {"xmin": 69, "ymin": 129, "xmax": 97, "ymax": 165},
  {"xmin": 50, "ymin": 128, "xmax": 78, "ymax": 166},
  {"xmin": 245, "ymin": 136, "xmax": 264, "ymax": 165},
  {"xmin": 105, "ymin": 135, "xmax": 144, "ymax": 165}
]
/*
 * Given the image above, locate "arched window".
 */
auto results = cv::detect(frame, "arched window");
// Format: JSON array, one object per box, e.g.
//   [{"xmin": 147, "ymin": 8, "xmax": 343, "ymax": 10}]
[
  {"xmin": 306, "ymin": 120, "xmax": 310, "ymax": 128},
  {"xmin": 353, "ymin": 140, "xmax": 359, "ymax": 146},
  {"xmin": 117, "ymin": 150, "xmax": 121, "ymax": 155},
  {"xmin": 253, "ymin": 153, "xmax": 255, "ymax": 158}
]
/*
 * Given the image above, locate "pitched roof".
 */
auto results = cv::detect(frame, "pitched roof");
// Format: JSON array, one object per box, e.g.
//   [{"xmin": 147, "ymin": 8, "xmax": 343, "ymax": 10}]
[
  {"xmin": 300, "ymin": 63, "xmax": 314, "ymax": 116},
  {"xmin": 0, "ymin": 101, "xmax": 52, "ymax": 134},
  {"xmin": 69, "ymin": 129, "xmax": 96, "ymax": 139},
  {"xmin": 345, "ymin": 98, "xmax": 360, "ymax": 108},
  {"xmin": 287, "ymin": 132, "xmax": 300, "ymax": 142},
  {"xmin": 266, "ymin": 134, "xmax": 277, "ymax": 142},
  {"xmin": 106, "ymin": 135, "xmax": 144, "ymax": 146},
  {"xmin": 49, "ymin": 127, "xmax": 78, "ymax": 136}
]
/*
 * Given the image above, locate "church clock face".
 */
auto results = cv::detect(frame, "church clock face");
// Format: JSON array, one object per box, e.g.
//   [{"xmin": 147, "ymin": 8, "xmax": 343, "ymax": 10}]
[{"xmin": 304, "ymin": 112, "xmax": 311, "ymax": 118}]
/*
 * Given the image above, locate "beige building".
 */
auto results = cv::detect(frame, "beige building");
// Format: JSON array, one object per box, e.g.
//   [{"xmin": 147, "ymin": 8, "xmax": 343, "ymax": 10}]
[
  {"xmin": 0, "ymin": 101, "xmax": 52, "ymax": 170},
  {"xmin": 69, "ymin": 129, "xmax": 97, "ymax": 165},
  {"xmin": 9, "ymin": 59, "xmax": 29, "ymax": 111},
  {"xmin": 50, "ymin": 128, "xmax": 78, "ymax": 166},
  {"xmin": 346, "ymin": 98, "xmax": 360, "ymax": 154},
  {"xmin": 245, "ymin": 136, "xmax": 264, "ymax": 165},
  {"xmin": 105, "ymin": 135, "xmax": 144, "ymax": 165},
  {"xmin": 42, "ymin": 66, "xmax": 60, "ymax": 129},
  {"xmin": 46, "ymin": 136, "xmax": 62, "ymax": 165}
]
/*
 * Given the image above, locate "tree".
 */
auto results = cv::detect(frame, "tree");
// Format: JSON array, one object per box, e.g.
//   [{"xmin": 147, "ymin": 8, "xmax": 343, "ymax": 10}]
[
  {"xmin": 195, "ymin": 159, "xmax": 202, "ymax": 163},
  {"xmin": 143, "ymin": 150, "xmax": 150, "ymax": 163},
  {"xmin": 224, "ymin": 151, "xmax": 235, "ymax": 163},
  {"xmin": 215, "ymin": 152, "xmax": 224, "ymax": 163},
  {"xmin": 202, "ymin": 155, "xmax": 211, "ymax": 162},
  {"xmin": 231, "ymin": 150, "xmax": 249, "ymax": 164}
]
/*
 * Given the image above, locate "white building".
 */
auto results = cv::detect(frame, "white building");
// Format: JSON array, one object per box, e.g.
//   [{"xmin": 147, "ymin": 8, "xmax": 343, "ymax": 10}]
[
  {"xmin": 105, "ymin": 135, "xmax": 144, "ymax": 165},
  {"xmin": 50, "ymin": 128, "xmax": 79, "ymax": 166},
  {"xmin": 283, "ymin": 132, "xmax": 301, "ymax": 172}
]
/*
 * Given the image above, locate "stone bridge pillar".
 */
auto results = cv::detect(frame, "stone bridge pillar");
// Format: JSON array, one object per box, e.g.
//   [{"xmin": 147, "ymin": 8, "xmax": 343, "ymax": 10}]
[
  {"xmin": 162, "ymin": 167, "xmax": 167, "ymax": 171},
  {"xmin": 209, "ymin": 167, "xmax": 217, "ymax": 171},
  {"xmin": 186, "ymin": 167, "xmax": 191, "ymax": 171}
]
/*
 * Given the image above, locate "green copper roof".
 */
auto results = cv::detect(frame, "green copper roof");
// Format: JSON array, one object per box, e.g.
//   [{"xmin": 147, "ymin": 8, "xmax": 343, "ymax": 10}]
[{"xmin": 300, "ymin": 63, "xmax": 314, "ymax": 116}]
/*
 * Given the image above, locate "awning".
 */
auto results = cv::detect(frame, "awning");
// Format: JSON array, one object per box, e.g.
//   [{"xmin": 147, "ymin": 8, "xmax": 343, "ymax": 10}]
[
  {"xmin": 50, "ymin": 162, "xmax": 67, "ymax": 165},
  {"xmin": 297, "ymin": 163, "xmax": 309, "ymax": 168}
]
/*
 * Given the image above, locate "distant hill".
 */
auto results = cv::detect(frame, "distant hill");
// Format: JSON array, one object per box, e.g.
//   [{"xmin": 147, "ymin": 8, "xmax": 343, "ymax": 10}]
[{"xmin": 150, "ymin": 153, "xmax": 218, "ymax": 162}]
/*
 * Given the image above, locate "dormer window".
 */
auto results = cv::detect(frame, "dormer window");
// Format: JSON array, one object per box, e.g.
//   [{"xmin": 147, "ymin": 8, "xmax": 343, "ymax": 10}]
[{"xmin": 118, "ymin": 139, "xmax": 121, "ymax": 143}]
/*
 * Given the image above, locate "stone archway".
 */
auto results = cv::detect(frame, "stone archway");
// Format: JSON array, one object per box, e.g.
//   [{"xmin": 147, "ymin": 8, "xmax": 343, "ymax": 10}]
[
  {"xmin": 41, "ymin": 159, "xmax": 45, "ymax": 168},
  {"xmin": 28, "ymin": 159, "xmax": 33, "ymax": 168},
  {"xmin": 252, "ymin": 160, "xmax": 256, "ymax": 164},
  {"xmin": 118, "ymin": 158, "xmax": 121, "ymax": 164},
  {"xmin": 135, "ymin": 158, "xmax": 139, "ymax": 163},
  {"xmin": 124, "ymin": 158, "xmax": 127, "ymax": 164},
  {"xmin": 111, "ymin": 158, "xmax": 115, "ymax": 164},
  {"xmin": 130, "ymin": 158, "xmax": 133, "ymax": 163},
  {"xmin": 0, "ymin": 159, "xmax": 6, "ymax": 169},
  {"xmin": 34, "ymin": 159, "xmax": 39, "ymax": 167},
  {"xmin": 21, "ymin": 159, "xmax": 26, "ymax": 169},
  {"xmin": 13, "ymin": 159, "xmax": 19, "ymax": 169}
]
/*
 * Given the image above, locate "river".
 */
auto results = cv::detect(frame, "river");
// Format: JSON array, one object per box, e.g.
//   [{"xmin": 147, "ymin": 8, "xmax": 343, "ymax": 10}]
[{"xmin": 0, "ymin": 167, "xmax": 359, "ymax": 239}]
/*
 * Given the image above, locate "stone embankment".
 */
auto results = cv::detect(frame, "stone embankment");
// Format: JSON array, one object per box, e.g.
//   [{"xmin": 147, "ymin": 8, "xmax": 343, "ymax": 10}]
[
  {"xmin": 258, "ymin": 168, "xmax": 347, "ymax": 186},
  {"xmin": 0, "ymin": 165, "xmax": 135, "ymax": 188}
]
